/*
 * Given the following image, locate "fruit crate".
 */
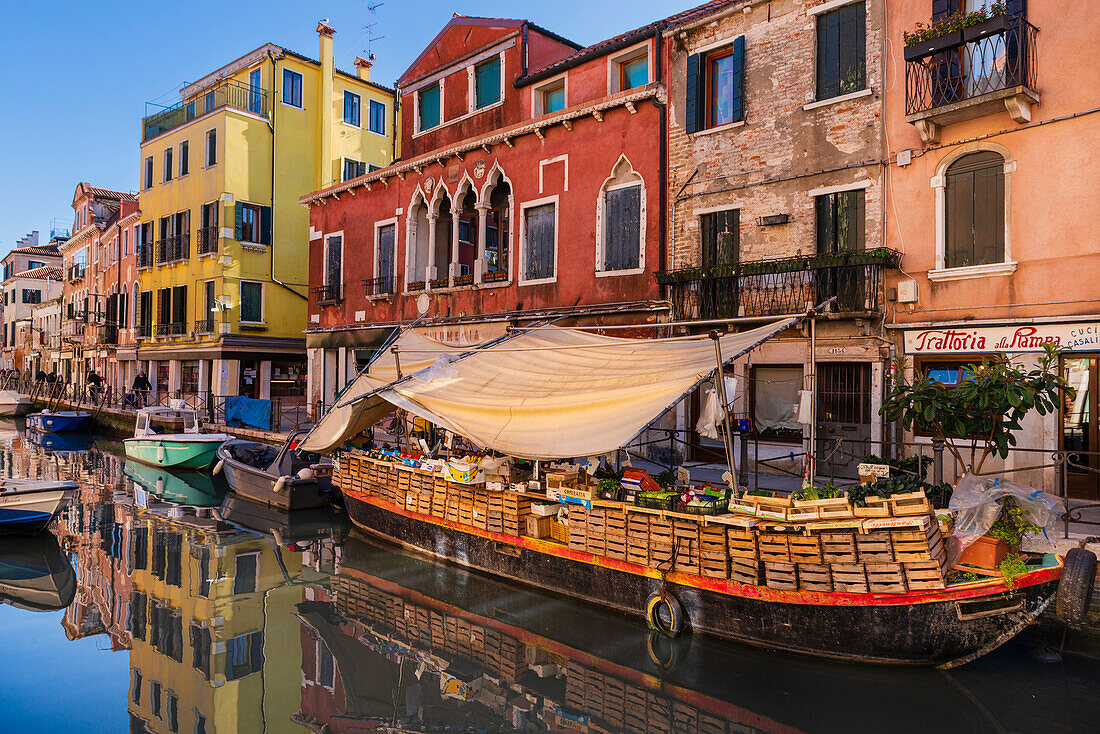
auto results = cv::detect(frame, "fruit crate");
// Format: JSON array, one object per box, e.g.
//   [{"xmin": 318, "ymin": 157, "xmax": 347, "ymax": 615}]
[
  {"xmin": 821, "ymin": 533, "xmax": 858, "ymax": 563},
  {"xmin": 831, "ymin": 563, "xmax": 869, "ymax": 593},
  {"xmin": 866, "ymin": 563, "xmax": 907, "ymax": 593},
  {"xmin": 856, "ymin": 532, "xmax": 894, "ymax": 565},
  {"xmin": 765, "ymin": 561, "xmax": 798, "ymax": 591},
  {"xmin": 797, "ymin": 563, "xmax": 833, "ymax": 592}
]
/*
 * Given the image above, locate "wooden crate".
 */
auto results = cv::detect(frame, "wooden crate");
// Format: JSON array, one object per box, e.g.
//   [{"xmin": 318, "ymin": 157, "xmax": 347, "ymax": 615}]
[
  {"xmin": 891, "ymin": 525, "xmax": 945, "ymax": 565},
  {"xmin": 586, "ymin": 532, "xmax": 607, "ymax": 557},
  {"xmin": 525, "ymin": 514, "xmax": 551, "ymax": 539},
  {"xmin": 730, "ymin": 557, "xmax": 762, "ymax": 585},
  {"xmin": 765, "ymin": 562, "xmax": 798, "ymax": 591},
  {"xmin": 605, "ymin": 536, "xmax": 628, "ymax": 561},
  {"xmin": 700, "ymin": 555, "xmax": 728, "ymax": 579},
  {"xmin": 758, "ymin": 533, "xmax": 791, "ymax": 563},
  {"xmin": 889, "ymin": 491, "xmax": 933, "ymax": 517},
  {"xmin": 727, "ymin": 528, "xmax": 757, "ymax": 559},
  {"xmin": 788, "ymin": 534, "xmax": 823, "ymax": 564},
  {"xmin": 673, "ymin": 520, "xmax": 700, "ymax": 574},
  {"xmin": 856, "ymin": 532, "xmax": 894, "ymax": 565},
  {"xmin": 627, "ymin": 545, "xmax": 649, "ymax": 566},
  {"xmin": 866, "ymin": 563, "xmax": 907, "ymax": 593},
  {"xmin": 831, "ymin": 563, "xmax": 869, "ymax": 593},
  {"xmin": 797, "ymin": 563, "xmax": 833, "ymax": 592},
  {"xmin": 903, "ymin": 561, "xmax": 947, "ymax": 590},
  {"xmin": 821, "ymin": 533, "xmax": 858, "ymax": 563}
]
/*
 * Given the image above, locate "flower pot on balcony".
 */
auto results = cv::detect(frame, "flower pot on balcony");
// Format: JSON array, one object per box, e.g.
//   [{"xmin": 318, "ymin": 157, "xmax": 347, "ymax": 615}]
[
  {"xmin": 962, "ymin": 14, "xmax": 1011, "ymax": 43},
  {"xmin": 957, "ymin": 535, "xmax": 1009, "ymax": 570},
  {"xmin": 903, "ymin": 30, "xmax": 964, "ymax": 62}
]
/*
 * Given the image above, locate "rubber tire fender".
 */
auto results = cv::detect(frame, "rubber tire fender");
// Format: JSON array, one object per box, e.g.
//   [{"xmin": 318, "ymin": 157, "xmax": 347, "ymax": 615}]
[
  {"xmin": 645, "ymin": 590, "xmax": 685, "ymax": 638},
  {"xmin": 1056, "ymin": 547, "xmax": 1097, "ymax": 623}
]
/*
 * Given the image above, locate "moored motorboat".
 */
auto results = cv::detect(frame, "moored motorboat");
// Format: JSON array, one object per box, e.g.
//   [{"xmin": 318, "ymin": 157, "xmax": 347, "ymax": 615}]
[
  {"xmin": 0, "ymin": 390, "xmax": 33, "ymax": 417},
  {"xmin": 0, "ymin": 533, "xmax": 77, "ymax": 611},
  {"xmin": 0, "ymin": 479, "xmax": 79, "ymax": 535},
  {"xmin": 26, "ymin": 410, "xmax": 92, "ymax": 433},
  {"xmin": 215, "ymin": 429, "xmax": 333, "ymax": 510},
  {"xmin": 123, "ymin": 407, "xmax": 231, "ymax": 469}
]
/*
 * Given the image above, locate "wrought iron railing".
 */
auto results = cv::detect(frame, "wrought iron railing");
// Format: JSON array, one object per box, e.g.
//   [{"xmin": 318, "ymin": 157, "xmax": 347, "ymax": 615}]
[
  {"xmin": 657, "ymin": 249, "xmax": 898, "ymax": 321},
  {"xmin": 142, "ymin": 80, "xmax": 268, "ymax": 142},
  {"xmin": 137, "ymin": 243, "xmax": 154, "ymax": 269},
  {"xmin": 194, "ymin": 318, "xmax": 214, "ymax": 334},
  {"xmin": 905, "ymin": 17, "xmax": 1037, "ymax": 116},
  {"xmin": 136, "ymin": 324, "xmax": 152, "ymax": 339},
  {"xmin": 363, "ymin": 277, "xmax": 393, "ymax": 297},
  {"xmin": 155, "ymin": 234, "xmax": 189, "ymax": 264},
  {"xmin": 313, "ymin": 285, "xmax": 342, "ymax": 305},
  {"xmin": 154, "ymin": 322, "xmax": 185, "ymax": 337},
  {"xmin": 196, "ymin": 226, "xmax": 218, "ymax": 255},
  {"xmin": 67, "ymin": 263, "xmax": 85, "ymax": 282}
]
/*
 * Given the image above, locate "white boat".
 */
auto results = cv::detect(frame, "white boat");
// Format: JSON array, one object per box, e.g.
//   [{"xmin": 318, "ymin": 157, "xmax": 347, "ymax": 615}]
[
  {"xmin": 0, "ymin": 391, "xmax": 32, "ymax": 417},
  {"xmin": 0, "ymin": 479, "xmax": 79, "ymax": 535},
  {"xmin": 123, "ymin": 407, "xmax": 232, "ymax": 470}
]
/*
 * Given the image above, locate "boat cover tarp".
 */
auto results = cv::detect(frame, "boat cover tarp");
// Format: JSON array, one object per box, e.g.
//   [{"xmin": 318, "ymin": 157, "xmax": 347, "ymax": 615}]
[{"xmin": 301, "ymin": 317, "xmax": 800, "ymax": 458}]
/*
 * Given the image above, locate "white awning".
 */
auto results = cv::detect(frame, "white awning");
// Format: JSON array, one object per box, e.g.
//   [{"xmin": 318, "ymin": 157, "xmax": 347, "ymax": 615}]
[{"xmin": 300, "ymin": 317, "xmax": 801, "ymax": 458}]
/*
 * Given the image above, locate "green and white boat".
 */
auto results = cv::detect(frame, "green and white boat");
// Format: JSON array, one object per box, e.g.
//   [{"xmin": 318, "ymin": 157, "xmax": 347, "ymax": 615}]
[{"xmin": 123, "ymin": 407, "xmax": 231, "ymax": 470}]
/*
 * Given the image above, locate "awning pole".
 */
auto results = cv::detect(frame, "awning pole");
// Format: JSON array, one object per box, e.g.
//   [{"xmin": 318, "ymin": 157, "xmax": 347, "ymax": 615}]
[
  {"xmin": 709, "ymin": 330, "xmax": 739, "ymax": 498},
  {"xmin": 808, "ymin": 309, "xmax": 817, "ymax": 488}
]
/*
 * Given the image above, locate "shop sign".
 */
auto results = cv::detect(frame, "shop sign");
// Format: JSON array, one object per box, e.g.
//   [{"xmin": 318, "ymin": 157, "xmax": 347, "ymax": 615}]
[
  {"xmin": 902, "ymin": 322, "xmax": 1100, "ymax": 355},
  {"xmin": 416, "ymin": 322, "xmax": 508, "ymax": 347}
]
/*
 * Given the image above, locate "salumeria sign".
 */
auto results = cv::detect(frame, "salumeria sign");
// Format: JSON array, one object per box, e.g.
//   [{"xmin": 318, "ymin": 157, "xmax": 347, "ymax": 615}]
[{"xmin": 902, "ymin": 322, "xmax": 1100, "ymax": 355}]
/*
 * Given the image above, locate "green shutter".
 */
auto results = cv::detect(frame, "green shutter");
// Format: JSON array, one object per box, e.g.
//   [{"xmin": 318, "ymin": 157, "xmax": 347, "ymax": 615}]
[
  {"xmin": 731, "ymin": 36, "xmax": 746, "ymax": 123},
  {"xmin": 685, "ymin": 53, "xmax": 700, "ymax": 133},
  {"xmin": 260, "ymin": 206, "xmax": 273, "ymax": 245},
  {"xmin": 234, "ymin": 202, "xmax": 243, "ymax": 241}
]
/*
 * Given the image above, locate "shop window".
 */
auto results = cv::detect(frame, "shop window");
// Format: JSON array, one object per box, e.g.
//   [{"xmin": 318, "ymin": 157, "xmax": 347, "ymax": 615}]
[
  {"xmin": 751, "ymin": 366, "xmax": 804, "ymax": 439},
  {"xmin": 418, "ymin": 83, "xmax": 441, "ymax": 132},
  {"xmin": 945, "ymin": 151, "xmax": 1005, "ymax": 268},
  {"xmin": 815, "ymin": 1, "xmax": 866, "ymax": 100}
]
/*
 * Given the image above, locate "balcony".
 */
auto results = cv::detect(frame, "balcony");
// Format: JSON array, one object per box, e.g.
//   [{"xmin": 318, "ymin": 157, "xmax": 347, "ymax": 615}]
[
  {"xmin": 194, "ymin": 318, "xmax": 214, "ymax": 334},
  {"xmin": 363, "ymin": 277, "xmax": 394, "ymax": 297},
  {"xmin": 196, "ymin": 226, "xmax": 219, "ymax": 256},
  {"xmin": 67, "ymin": 263, "xmax": 85, "ymax": 282},
  {"xmin": 136, "ymin": 324, "xmax": 152, "ymax": 339},
  {"xmin": 137, "ymin": 243, "xmax": 154, "ymax": 269},
  {"xmin": 155, "ymin": 235, "xmax": 189, "ymax": 265},
  {"xmin": 904, "ymin": 16, "xmax": 1037, "ymax": 143},
  {"xmin": 98, "ymin": 326, "xmax": 118, "ymax": 345},
  {"xmin": 142, "ymin": 80, "xmax": 268, "ymax": 142},
  {"xmin": 154, "ymin": 323, "xmax": 185, "ymax": 337},
  {"xmin": 313, "ymin": 285, "xmax": 342, "ymax": 306},
  {"xmin": 656, "ymin": 249, "xmax": 899, "ymax": 322}
]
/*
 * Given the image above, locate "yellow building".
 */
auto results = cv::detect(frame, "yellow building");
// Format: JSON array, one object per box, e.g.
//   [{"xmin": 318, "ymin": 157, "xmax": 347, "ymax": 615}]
[{"xmin": 135, "ymin": 23, "xmax": 396, "ymax": 404}]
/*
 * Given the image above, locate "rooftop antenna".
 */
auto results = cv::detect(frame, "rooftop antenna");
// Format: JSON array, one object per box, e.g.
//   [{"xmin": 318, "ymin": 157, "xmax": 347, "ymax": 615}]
[{"xmin": 365, "ymin": 2, "xmax": 384, "ymax": 61}]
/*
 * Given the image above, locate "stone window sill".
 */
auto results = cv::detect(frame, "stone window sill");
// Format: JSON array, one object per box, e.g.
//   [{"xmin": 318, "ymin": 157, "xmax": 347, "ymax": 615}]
[{"xmin": 927, "ymin": 261, "xmax": 1018, "ymax": 282}]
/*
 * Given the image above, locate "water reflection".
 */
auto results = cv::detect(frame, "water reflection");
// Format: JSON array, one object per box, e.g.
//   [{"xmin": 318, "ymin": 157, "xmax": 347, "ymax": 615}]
[{"xmin": 0, "ymin": 430, "xmax": 1097, "ymax": 734}]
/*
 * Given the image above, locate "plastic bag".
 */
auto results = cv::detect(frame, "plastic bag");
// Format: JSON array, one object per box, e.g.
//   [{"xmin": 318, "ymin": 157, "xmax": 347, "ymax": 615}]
[{"xmin": 948, "ymin": 473, "xmax": 1061, "ymax": 550}]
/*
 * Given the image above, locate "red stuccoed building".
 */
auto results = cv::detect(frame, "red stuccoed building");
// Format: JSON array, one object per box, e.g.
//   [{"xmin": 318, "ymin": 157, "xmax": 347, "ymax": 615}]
[{"xmin": 299, "ymin": 11, "xmax": 715, "ymax": 409}]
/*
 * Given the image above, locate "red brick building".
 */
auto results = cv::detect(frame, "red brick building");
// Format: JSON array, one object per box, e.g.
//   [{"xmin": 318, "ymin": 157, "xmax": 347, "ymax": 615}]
[{"xmin": 301, "ymin": 14, "xmax": 677, "ymax": 408}]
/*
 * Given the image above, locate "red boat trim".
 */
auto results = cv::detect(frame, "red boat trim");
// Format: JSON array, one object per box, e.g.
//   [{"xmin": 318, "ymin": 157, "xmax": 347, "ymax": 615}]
[
  {"xmin": 338, "ymin": 562, "xmax": 806, "ymax": 734},
  {"xmin": 344, "ymin": 489, "xmax": 1063, "ymax": 607}
]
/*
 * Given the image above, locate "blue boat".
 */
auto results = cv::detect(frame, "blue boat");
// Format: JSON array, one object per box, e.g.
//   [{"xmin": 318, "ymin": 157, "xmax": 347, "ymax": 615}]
[
  {"xmin": 24, "ymin": 428, "xmax": 91, "ymax": 453},
  {"xmin": 25, "ymin": 410, "xmax": 93, "ymax": 433},
  {"xmin": 0, "ymin": 479, "xmax": 79, "ymax": 536}
]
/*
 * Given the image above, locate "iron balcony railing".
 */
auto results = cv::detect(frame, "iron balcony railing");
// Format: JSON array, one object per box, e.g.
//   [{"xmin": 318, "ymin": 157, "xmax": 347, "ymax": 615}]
[
  {"xmin": 137, "ymin": 243, "xmax": 154, "ymax": 269},
  {"xmin": 196, "ymin": 226, "xmax": 218, "ymax": 255},
  {"xmin": 142, "ymin": 80, "xmax": 268, "ymax": 142},
  {"xmin": 194, "ymin": 318, "xmax": 214, "ymax": 334},
  {"xmin": 136, "ymin": 324, "xmax": 152, "ymax": 339},
  {"xmin": 155, "ymin": 234, "xmax": 189, "ymax": 265},
  {"xmin": 656, "ymin": 249, "xmax": 899, "ymax": 321},
  {"xmin": 154, "ymin": 323, "xmax": 185, "ymax": 337},
  {"xmin": 363, "ymin": 277, "xmax": 394, "ymax": 297},
  {"xmin": 67, "ymin": 263, "xmax": 85, "ymax": 282},
  {"xmin": 313, "ymin": 285, "xmax": 342, "ymax": 305},
  {"xmin": 905, "ymin": 16, "xmax": 1037, "ymax": 116}
]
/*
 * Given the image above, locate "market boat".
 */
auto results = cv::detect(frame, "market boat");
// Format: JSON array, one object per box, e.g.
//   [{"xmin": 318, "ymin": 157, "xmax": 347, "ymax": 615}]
[
  {"xmin": 300, "ymin": 316, "xmax": 1068, "ymax": 667},
  {"xmin": 0, "ymin": 479, "xmax": 78, "ymax": 535},
  {"xmin": 0, "ymin": 390, "xmax": 33, "ymax": 417},
  {"xmin": 0, "ymin": 534, "xmax": 77, "ymax": 611},
  {"xmin": 26, "ymin": 410, "xmax": 92, "ymax": 433},
  {"xmin": 123, "ymin": 407, "xmax": 231, "ymax": 469},
  {"xmin": 214, "ymin": 429, "xmax": 333, "ymax": 510},
  {"xmin": 123, "ymin": 459, "xmax": 224, "ymax": 507}
]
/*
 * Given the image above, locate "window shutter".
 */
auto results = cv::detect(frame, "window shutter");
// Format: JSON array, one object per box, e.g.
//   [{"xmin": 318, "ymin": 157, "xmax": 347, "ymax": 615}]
[
  {"xmin": 685, "ymin": 53, "xmax": 701, "ymax": 133},
  {"xmin": 973, "ymin": 164, "xmax": 1005, "ymax": 266},
  {"xmin": 946, "ymin": 170, "xmax": 975, "ymax": 268},
  {"xmin": 234, "ymin": 202, "xmax": 243, "ymax": 241},
  {"xmin": 260, "ymin": 206, "xmax": 273, "ymax": 245},
  {"xmin": 731, "ymin": 36, "xmax": 746, "ymax": 123}
]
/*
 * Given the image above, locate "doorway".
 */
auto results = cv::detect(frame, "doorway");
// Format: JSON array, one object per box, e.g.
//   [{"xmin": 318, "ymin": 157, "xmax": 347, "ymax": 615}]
[
  {"xmin": 239, "ymin": 360, "xmax": 260, "ymax": 399},
  {"xmin": 1062, "ymin": 356, "xmax": 1098, "ymax": 500},
  {"xmin": 816, "ymin": 362, "xmax": 872, "ymax": 480}
]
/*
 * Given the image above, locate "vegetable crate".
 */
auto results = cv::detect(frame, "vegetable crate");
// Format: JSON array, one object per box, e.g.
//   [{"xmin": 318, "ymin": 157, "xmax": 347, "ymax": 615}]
[
  {"xmin": 730, "ymin": 558, "xmax": 763, "ymax": 585},
  {"xmin": 831, "ymin": 563, "xmax": 869, "ymax": 593},
  {"xmin": 821, "ymin": 533, "xmax": 858, "ymax": 563},
  {"xmin": 758, "ymin": 533, "xmax": 791, "ymax": 563},
  {"xmin": 866, "ymin": 563, "xmax": 907, "ymax": 594},
  {"xmin": 856, "ymin": 532, "xmax": 894, "ymax": 565},
  {"xmin": 765, "ymin": 562, "xmax": 798, "ymax": 591},
  {"xmin": 727, "ymin": 528, "xmax": 757, "ymax": 559},
  {"xmin": 797, "ymin": 564, "xmax": 833, "ymax": 592}
]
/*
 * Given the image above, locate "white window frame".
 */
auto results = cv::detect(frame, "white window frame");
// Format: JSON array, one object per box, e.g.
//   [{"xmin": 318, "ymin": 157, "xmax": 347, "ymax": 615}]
[
  {"xmin": 281, "ymin": 68, "xmax": 304, "ymax": 109},
  {"xmin": 469, "ymin": 52, "xmax": 506, "ymax": 113},
  {"xmin": 415, "ymin": 80, "xmax": 444, "ymax": 135},
  {"xmin": 178, "ymin": 140, "xmax": 189, "ymax": 178},
  {"xmin": 531, "ymin": 73, "xmax": 568, "ymax": 117},
  {"xmin": 373, "ymin": 217, "xmax": 398, "ymax": 297},
  {"xmin": 239, "ymin": 280, "xmax": 264, "ymax": 324},
  {"xmin": 341, "ymin": 157, "xmax": 364, "ymax": 182},
  {"xmin": 804, "ymin": 0, "xmax": 871, "ymax": 108},
  {"xmin": 323, "ymin": 231, "xmax": 345, "ymax": 292},
  {"xmin": 928, "ymin": 142, "xmax": 1017, "ymax": 282},
  {"xmin": 342, "ymin": 89, "xmax": 362, "ymax": 128},
  {"xmin": 144, "ymin": 156, "xmax": 154, "ymax": 190},
  {"xmin": 367, "ymin": 99, "xmax": 387, "ymax": 136},
  {"xmin": 595, "ymin": 156, "xmax": 646, "ymax": 277},
  {"xmin": 607, "ymin": 41, "xmax": 652, "ymax": 95},
  {"xmin": 517, "ymin": 195, "xmax": 559, "ymax": 286}
]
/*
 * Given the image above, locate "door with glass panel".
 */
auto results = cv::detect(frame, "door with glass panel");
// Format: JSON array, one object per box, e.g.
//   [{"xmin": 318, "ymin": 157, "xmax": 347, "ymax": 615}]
[{"xmin": 1062, "ymin": 357, "xmax": 1099, "ymax": 500}]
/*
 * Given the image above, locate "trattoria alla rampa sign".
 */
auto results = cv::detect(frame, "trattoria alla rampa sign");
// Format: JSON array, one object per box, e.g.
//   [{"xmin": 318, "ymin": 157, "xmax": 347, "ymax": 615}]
[{"xmin": 903, "ymin": 322, "xmax": 1100, "ymax": 355}]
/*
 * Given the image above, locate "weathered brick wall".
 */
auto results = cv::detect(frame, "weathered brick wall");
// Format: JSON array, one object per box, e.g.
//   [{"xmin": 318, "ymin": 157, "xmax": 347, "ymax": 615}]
[{"xmin": 665, "ymin": 0, "xmax": 885, "ymax": 270}]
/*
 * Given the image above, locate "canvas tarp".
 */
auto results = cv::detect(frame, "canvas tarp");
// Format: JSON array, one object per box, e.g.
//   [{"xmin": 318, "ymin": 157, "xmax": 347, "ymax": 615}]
[{"xmin": 300, "ymin": 317, "xmax": 800, "ymax": 458}]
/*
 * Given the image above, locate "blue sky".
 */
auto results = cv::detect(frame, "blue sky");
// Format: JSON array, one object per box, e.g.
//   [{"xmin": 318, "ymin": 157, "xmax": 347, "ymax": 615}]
[{"xmin": 0, "ymin": 0, "xmax": 680, "ymax": 252}]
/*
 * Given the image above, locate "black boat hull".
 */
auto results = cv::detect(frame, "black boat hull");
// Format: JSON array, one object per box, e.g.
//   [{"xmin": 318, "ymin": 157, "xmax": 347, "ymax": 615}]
[{"xmin": 342, "ymin": 490, "xmax": 1059, "ymax": 668}]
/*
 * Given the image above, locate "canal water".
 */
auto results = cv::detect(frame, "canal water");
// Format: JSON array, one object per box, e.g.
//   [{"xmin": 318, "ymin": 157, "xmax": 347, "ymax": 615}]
[{"xmin": 0, "ymin": 424, "xmax": 1098, "ymax": 734}]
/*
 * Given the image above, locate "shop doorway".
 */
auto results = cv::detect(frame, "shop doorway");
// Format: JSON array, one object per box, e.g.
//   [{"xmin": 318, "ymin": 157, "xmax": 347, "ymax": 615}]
[
  {"xmin": 1062, "ymin": 356, "xmax": 1098, "ymax": 500},
  {"xmin": 239, "ymin": 360, "xmax": 260, "ymax": 399},
  {"xmin": 816, "ymin": 362, "xmax": 872, "ymax": 480}
]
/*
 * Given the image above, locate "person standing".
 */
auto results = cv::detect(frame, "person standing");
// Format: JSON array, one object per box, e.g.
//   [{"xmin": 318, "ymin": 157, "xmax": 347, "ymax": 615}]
[{"xmin": 132, "ymin": 370, "xmax": 151, "ymax": 407}]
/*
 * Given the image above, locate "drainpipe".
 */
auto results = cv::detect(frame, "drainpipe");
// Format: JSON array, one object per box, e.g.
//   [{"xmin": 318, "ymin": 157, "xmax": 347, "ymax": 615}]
[
  {"xmin": 392, "ymin": 82, "xmax": 400, "ymax": 163},
  {"xmin": 656, "ymin": 31, "xmax": 667, "ymax": 302},
  {"xmin": 267, "ymin": 50, "xmax": 307, "ymax": 302}
]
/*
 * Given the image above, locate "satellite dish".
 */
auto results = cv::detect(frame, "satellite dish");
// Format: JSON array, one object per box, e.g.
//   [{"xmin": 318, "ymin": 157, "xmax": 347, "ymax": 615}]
[{"xmin": 416, "ymin": 293, "xmax": 430, "ymax": 315}]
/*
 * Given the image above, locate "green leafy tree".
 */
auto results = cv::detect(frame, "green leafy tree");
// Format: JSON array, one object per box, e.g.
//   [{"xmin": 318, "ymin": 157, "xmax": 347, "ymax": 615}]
[{"xmin": 882, "ymin": 344, "xmax": 1075, "ymax": 475}]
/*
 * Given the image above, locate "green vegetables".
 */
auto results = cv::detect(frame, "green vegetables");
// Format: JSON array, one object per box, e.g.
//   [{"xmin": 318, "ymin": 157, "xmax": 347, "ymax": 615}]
[{"xmin": 793, "ymin": 483, "xmax": 843, "ymax": 501}]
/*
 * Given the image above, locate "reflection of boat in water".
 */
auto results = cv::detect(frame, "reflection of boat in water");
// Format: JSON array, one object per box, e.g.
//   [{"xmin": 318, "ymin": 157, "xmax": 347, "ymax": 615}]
[
  {"xmin": 0, "ymin": 533, "xmax": 76, "ymax": 611},
  {"xmin": 25, "ymin": 428, "xmax": 91, "ymax": 454},
  {"xmin": 0, "ymin": 390, "xmax": 32, "ymax": 417},
  {"xmin": 216, "ymin": 430, "xmax": 333, "ymax": 510},
  {"xmin": 217, "ymin": 494, "xmax": 349, "ymax": 544},
  {"xmin": 26, "ymin": 410, "xmax": 92, "ymax": 433},
  {"xmin": 0, "ymin": 479, "xmax": 79, "ymax": 535},
  {"xmin": 123, "ymin": 460, "xmax": 225, "ymax": 507},
  {"xmin": 294, "ymin": 536, "xmax": 1022, "ymax": 734}
]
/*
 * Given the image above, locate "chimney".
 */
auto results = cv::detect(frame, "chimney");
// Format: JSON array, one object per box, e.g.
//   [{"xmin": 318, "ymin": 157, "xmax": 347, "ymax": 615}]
[
  {"xmin": 317, "ymin": 21, "xmax": 336, "ymax": 189},
  {"xmin": 354, "ymin": 56, "xmax": 373, "ymax": 82}
]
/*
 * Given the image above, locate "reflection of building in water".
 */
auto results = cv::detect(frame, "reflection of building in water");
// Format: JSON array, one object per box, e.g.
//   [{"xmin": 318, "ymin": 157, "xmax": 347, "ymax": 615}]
[{"xmin": 126, "ymin": 508, "xmax": 318, "ymax": 734}]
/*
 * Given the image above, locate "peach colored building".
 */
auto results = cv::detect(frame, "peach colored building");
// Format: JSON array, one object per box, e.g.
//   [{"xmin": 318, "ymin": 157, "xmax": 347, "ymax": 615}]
[{"xmin": 884, "ymin": 1, "xmax": 1100, "ymax": 497}]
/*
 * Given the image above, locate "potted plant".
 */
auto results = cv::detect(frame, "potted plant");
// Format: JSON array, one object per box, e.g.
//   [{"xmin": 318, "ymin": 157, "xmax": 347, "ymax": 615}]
[
  {"xmin": 902, "ymin": 2, "xmax": 1008, "ymax": 61},
  {"xmin": 957, "ymin": 496, "xmax": 1039, "ymax": 572}
]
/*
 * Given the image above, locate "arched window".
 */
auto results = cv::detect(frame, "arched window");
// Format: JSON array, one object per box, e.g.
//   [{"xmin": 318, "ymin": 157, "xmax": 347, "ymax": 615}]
[
  {"xmin": 944, "ymin": 151, "xmax": 1005, "ymax": 269},
  {"xmin": 405, "ymin": 192, "xmax": 431, "ymax": 289},
  {"xmin": 596, "ymin": 156, "xmax": 645, "ymax": 274},
  {"xmin": 484, "ymin": 180, "xmax": 511, "ymax": 282}
]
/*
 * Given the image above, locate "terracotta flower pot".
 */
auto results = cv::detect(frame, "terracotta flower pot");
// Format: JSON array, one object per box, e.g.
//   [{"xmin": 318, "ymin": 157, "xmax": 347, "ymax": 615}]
[{"xmin": 957, "ymin": 535, "xmax": 1009, "ymax": 570}]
